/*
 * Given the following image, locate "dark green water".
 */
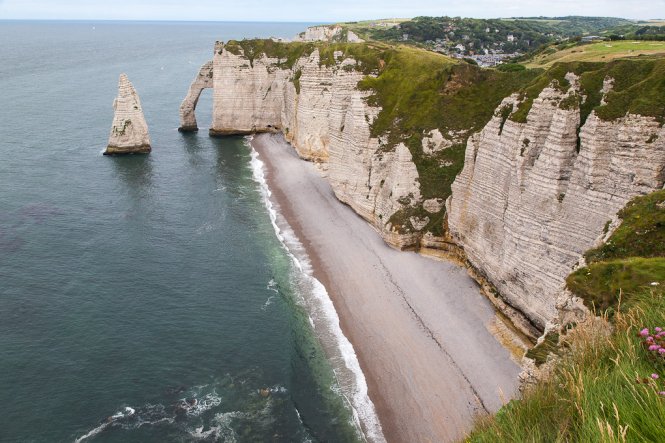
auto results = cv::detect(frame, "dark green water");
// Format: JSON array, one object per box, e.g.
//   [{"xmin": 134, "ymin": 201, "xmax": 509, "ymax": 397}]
[{"xmin": 0, "ymin": 21, "xmax": 364, "ymax": 442}]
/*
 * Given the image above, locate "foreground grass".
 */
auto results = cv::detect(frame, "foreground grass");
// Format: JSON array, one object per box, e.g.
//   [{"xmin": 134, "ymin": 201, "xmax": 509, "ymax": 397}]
[
  {"xmin": 465, "ymin": 190, "xmax": 665, "ymax": 442},
  {"xmin": 465, "ymin": 290, "xmax": 665, "ymax": 443}
]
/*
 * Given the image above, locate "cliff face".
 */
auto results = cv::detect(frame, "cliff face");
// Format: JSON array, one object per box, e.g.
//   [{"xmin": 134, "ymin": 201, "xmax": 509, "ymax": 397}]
[
  {"xmin": 447, "ymin": 76, "xmax": 665, "ymax": 330},
  {"xmin": 288, "ymin": 25, "xmax": 363, "ymax": 43},
  {"xmin": 207, "ymin": 43, "xmax": 428, "ymax": 247},
  {"xmin": 192, "ymin": 41, "xmax": 665, "ymax": 336},
  {"xmin": 179, "ymin": 60, "xmax": 213, "ymax": 132},
  {"xmin": 105, "ymin": 74, "xmax": 150, "ymax": 155}
]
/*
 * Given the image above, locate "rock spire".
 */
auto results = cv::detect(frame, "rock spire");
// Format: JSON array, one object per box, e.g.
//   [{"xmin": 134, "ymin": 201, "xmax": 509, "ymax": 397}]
[{"xmin": 105, "ymin": 74, "xmax": 151, "ymax": 155}]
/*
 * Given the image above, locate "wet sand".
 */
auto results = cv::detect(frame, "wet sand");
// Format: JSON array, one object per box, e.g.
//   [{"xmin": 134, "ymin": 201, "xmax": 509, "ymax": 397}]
[{"xmin": 251, "ymin": 132, "xmax": 521, "ymax": 443}]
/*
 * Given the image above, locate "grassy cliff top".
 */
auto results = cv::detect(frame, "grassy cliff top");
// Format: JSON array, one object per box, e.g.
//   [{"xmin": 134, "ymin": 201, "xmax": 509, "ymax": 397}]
[
  {"xmin": 523, "ymin": 40, "xmax": 665, "ymax": 69},
  {"xmin": 467, "ymin": 192, "xmax": 665, "ymax": 443},
  {"xmin": 222, "ymin": 39, "xmax": 390, "ymax": 74},
  {"xmin": 566, "ymin": 189, "xmax": 665, "ymax": 313},
  {"xmin": 509, "ymin": 58, "xmax": 665, "ymax": 124}
]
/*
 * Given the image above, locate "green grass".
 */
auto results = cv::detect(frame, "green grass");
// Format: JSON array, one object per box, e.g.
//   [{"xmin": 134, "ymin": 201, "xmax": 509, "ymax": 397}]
[
  {"xmin": 466, "ymin": 189, "xmax": 665, "ymax": 442},
  {"xmin": 510, "ymin": 59, "xmax": 665, "ymax": 125},
  {"xmin": 563, "ymin": 189, "xmax": 665, "ymax": 313},
  {"xmin": 585, "ymin": 189, "xmax": 665, "ymax": 264},
  {"xmin": 223, "ymin": 39, "xmax": 390, "ymax": 75},
  {"xmin": 524, "ymin": 333, "xmax": 560, "ymax": 366},
  {"xmin": 358, "ymin": 49, "xmax": 539, "ymax": 213},
  {"xmin": 587, "ymin": 41, "xmax": 665, "ymax": 53},
  {"xmin": 465, "ymin": 289, "xmax": 665, "ymax": 443},
  {"xmin": 567, "ymin": 257, "xmax": 665, "ymax": 313}
]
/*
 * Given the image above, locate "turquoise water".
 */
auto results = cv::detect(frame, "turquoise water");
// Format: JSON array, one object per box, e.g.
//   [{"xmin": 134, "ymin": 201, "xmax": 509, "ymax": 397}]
[{"xmin": 0, "ymin": 20, "xmax": 363, "ymax": 442}]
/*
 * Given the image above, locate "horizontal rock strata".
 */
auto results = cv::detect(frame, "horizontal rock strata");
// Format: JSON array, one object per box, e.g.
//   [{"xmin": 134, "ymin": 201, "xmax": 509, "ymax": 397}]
[
  {"xmin": 203, "ymin": 43, "xmax": 431, "ymax": 249},
  {"xmin": 447, "ymin": 78, "xmax": 665, "ymax": 332},
  {"xmin": 179, "ymin": 60, "xmax": 213, "ymax": 132},
  {"xmin": 192, "ymin": 41, "xmax": 665, "ymax": 337},
  {"xmin": 105, "ymin": 74, "xmax": 150, "ymax": 155}
]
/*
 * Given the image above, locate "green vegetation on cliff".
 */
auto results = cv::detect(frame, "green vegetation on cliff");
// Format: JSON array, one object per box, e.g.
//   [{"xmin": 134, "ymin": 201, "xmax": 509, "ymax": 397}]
[
  {"xmin": 510, "ymin": 59, "xmax": 665, "ymax": 124},
  {"xmin": 465, "ymin": 190, "xmax": 665, "ymax": 442},
  {"xmin": 223, "ymin": 39, "xmax": 387, "ymax": 74},
  {"xmin": 566, "ymin": 189, "xmax": 665, "ymax": 313},
  {"xmin": 222, "ymin": 39, "xmax": 665, "ymax": 240}
]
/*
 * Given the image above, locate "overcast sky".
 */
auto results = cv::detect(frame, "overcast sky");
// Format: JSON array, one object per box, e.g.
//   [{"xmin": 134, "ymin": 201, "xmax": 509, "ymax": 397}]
[{"xmin": 1, "ymin": 0, "xmax": 663, "ymax": 22}]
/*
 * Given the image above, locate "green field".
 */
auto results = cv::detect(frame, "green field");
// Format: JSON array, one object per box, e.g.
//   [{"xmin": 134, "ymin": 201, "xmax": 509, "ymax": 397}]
[
  {"xmin": 524, "ymin": 40, "xmax": 665, "ymax": 68},
  {"xmin": 588, "ymin": 41, "xmax": 665, "ymax": 52}
]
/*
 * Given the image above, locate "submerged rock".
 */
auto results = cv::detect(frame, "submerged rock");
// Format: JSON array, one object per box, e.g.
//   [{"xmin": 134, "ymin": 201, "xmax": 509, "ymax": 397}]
[{"xmin": 105, "ymin": 74, "xmax": 151, "ymax": 155}]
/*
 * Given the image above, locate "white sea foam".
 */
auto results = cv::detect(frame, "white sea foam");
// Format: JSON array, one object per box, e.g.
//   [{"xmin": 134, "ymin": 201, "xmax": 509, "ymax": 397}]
[
  {"xmin": 74, "ymin": 421, "xmax": 111, "ymax": 443},
  {"xmin": 246, "ymin": 137, "xmax": 386, "ymax": 443}
]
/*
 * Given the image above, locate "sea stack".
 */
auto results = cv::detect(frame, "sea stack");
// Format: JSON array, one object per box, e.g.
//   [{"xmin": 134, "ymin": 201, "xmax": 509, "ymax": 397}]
[{"xmin": 105, "ymin": 74, "xmax": 151, "ymax": 155}]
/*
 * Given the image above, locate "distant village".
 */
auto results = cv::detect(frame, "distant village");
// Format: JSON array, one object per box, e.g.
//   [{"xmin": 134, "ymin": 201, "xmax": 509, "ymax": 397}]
[{"xmin": 367, "ymin": 20, "xmax": 607, "ymax": 67}]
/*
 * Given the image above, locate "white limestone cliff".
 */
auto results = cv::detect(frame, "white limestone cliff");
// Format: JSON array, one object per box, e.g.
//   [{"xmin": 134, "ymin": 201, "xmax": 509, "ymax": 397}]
[
  {"xmin": 204, "ymin": 43, "xmax": 425, "ymax": 248},
  {"xmin": 285, "ymin": 25, "xmax": 364, "ymax": 43},
  {"xmin": 186, "ymin": 43, "xmax": 665, "ymax": 338},
  {"xmin": 447, "ymin": 77, "xmax": 665, "ymax": 332},
  {"xmin": 106, "ymin": 74, "xmax": 150, "ymax": 155},
  {"xmin": 179, "ymin": 60, "xmax": 214, "ymax": 131}
]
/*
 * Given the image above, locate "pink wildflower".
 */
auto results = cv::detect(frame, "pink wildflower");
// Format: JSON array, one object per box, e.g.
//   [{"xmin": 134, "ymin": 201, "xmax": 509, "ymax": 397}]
[
  {"xmin": 648, "ymin": 336, "xmax": 655, "ymax": 342},
  {"xmin": 660, "ymin": 391, "xmax": 665, "ymax": 396},
  {"xmin": 659, "ymin": 348, "xmax": 665, "ymax": 355},
  {"xmin": 641, "ymin": 328, "xmax": 650, "ymax": 336},
  {"xmin": 656, "ymin": 327, "xmax": 663, "ymax": 333},
  {"xmin": 652, "ymin": 374, "xmax": 660, "ymax": 380},
  {"xmin": 650, "ymin": 345, "xmax": 660, "ymax": 351}
]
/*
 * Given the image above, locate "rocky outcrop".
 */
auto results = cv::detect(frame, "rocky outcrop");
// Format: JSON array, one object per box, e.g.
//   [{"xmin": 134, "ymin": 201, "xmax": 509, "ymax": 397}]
[
  {"xmin": 447, "ymin": 76, "xmax": 665, "ymax": 332},
  {"xmin": 105, "ymin": 74, "xmax": 150, "ymax": 155},
  {"xmin": 179, "ymin": 60, "xmax": 213, "ymax": 132}
]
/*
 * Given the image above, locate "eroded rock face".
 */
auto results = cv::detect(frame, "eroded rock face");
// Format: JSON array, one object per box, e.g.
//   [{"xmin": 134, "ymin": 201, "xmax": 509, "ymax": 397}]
[
  {"xmin": 208, "ymin": 44, "xmax": 422, "ymax": 248},
  {"xmin": 447, "ymin": 77, "xmax": 665, "ymax": 330},
  {"xmin": 179, "ymin": 60, "xmax": 213, "ymax": 132},
  {"xmin": 105, "ymin": 74, "xmax": 150, "ymax": 155},
  {"xmin": 286, "ymin": 25, "xmax": 364, "ymax": 43}
]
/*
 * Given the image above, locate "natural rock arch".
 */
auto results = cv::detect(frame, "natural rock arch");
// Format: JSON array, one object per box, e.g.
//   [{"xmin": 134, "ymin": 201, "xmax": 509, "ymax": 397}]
[{"xmin": 178, "ymin": 60, "xmax": 213, "ymax": 132}]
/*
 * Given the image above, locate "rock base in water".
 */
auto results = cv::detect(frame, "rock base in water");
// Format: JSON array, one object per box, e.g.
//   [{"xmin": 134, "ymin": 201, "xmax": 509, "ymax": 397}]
[
  {"xmin": 103, "ymin": 144, "xmax": 151, "ymax": 155},
  {"xmin": 106, "ymin": 74, "xmax": 151, "ymax": 155}
]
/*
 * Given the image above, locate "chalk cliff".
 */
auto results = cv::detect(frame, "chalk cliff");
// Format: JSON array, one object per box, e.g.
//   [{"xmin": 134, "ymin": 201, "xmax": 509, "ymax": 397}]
[
  {"xmin": 287, "ymin": 25, "xmax": 364, "ymax": 43},
  {"xmin": 200, "ymin": 42, "xmax": 426, "ymax": 248},
  {"xmin": 184, "ymin": 41, "xmax": 665, "ymax": 338},
  {"xmin": 179, "ymin": 60, "xmax": 213, "ymax": 132},
  {"xmin": 105, "ymin": 74, "xmax": 150, "ymax": 155},
  {"xmin": 447, "ymin": 76, "xmax": 665, "ymax": 331}
]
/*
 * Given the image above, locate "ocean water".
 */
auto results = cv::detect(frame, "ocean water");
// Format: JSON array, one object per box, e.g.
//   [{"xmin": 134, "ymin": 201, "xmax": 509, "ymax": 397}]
[{"xmin": 0, "ymin": 20, "xmax": 368, "ymax": 442}]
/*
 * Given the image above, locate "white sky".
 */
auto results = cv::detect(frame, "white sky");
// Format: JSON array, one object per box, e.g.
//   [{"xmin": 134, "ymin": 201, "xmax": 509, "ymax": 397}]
[{"xmin": 0, "ymin": 0, "xmax": 663, "ymax": 22}]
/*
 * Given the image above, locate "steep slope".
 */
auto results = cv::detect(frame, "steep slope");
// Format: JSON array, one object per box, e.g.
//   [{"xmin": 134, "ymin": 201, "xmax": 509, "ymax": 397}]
[{"xmin": 448, "ymin": 60, "xmax": 665, "ymax": 333}]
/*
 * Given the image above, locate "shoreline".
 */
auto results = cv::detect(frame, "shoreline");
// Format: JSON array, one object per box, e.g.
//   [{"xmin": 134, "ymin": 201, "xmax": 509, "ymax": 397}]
[{"xmin": 251, "ymin": 132, "xmax": 522, "ymax": 443}]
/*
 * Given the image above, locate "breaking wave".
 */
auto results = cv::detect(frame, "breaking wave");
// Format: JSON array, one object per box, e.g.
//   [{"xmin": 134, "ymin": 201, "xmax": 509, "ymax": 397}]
[{"xmin": 246, "ymin": 137, "xmax": 385, "ymax": 443}]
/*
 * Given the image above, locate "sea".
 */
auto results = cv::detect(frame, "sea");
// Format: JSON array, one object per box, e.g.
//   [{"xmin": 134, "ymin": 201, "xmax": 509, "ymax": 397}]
[{"xmin": 0, "ymin": 20, "xmax": 376, "ymax": 443}]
